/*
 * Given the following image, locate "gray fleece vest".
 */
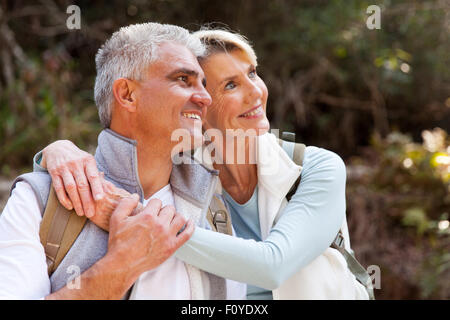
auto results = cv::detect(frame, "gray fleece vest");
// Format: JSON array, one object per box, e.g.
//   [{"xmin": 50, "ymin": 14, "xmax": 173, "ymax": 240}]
[{"xmin": 10, "ymin": 129, "xmax": 226, "ymax": 299}]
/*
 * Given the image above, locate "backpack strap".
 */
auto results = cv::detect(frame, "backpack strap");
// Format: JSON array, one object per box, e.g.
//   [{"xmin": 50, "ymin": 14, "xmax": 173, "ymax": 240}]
[
  {"xmin": 39, "ymin": 187, "xmax": 87, "ymax": 274},
  {"xmin": 10, "ymin": 172, "xmax": 87, "ymax": 276},
  {"xmin": 330, "ymin": 231, "xmax": 375, "ymax": 300},
  {"xmin": 278, "ymin": 132, "xmax": 375, "ymax": 299},
  {"xmin": 207, "ymin": 195, "xmax": 233, "ymax": 235},
  {"xmin": 277, "ymin": 137, "xmax": 305, "ymax": 201}
]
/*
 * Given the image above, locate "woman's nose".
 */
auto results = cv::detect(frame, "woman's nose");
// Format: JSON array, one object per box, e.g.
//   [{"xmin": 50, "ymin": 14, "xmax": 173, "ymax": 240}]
[{"xmin": 246, "ymin": 79, "xmax": 263, "ymax": 102}]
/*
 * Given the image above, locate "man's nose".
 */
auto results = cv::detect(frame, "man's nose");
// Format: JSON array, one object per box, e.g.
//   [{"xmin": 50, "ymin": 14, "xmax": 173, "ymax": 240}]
[{"xmin": 191, "ymin": 86, "xmax": 212, "ymax": 108}]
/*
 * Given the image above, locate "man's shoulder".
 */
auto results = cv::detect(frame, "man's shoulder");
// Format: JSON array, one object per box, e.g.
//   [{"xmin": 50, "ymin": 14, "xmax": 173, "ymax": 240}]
[{"xmin": 10, "ymin": 172, "xmax": 51, "ymax": 215}]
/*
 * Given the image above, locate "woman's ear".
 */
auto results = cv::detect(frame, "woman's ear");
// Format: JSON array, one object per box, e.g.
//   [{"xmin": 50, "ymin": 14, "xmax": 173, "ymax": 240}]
[{"xmin": 112, "ymin": 78, "xmax": 138, "ymax": 112}]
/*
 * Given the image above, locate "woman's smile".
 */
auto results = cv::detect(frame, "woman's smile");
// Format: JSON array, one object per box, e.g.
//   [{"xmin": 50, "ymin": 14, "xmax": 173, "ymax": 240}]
[{"xmin": 238, "ymin": 105, "xmax": 264, "ymax": 119}]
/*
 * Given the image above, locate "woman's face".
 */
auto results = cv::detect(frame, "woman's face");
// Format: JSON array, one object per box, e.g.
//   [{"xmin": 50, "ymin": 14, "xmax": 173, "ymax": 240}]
[{"xmin": 201, "ymin": 50, "xmax": 270, "ymax": 136}]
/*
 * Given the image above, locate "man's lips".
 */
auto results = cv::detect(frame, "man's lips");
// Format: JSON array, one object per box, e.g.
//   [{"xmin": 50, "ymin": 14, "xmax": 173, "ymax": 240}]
[{"xmin": 181, "ymin": 110, "xmax": 202, "ymax": 120}]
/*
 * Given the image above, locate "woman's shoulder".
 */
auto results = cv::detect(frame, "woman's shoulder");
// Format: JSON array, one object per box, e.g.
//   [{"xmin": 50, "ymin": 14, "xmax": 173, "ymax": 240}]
[{"xmin": 303, "ymin": 146, "xmax": 346, "ymax": 175}]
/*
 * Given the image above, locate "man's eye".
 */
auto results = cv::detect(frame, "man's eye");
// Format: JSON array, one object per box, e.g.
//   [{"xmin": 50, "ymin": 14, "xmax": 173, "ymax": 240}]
[
  {"xmin": 225, "ymin": 82, "xmax": 236, "ymax": 90},
  {"xmin": 177, "ymin": 75, "xmax": 188, "ymax": 82}
]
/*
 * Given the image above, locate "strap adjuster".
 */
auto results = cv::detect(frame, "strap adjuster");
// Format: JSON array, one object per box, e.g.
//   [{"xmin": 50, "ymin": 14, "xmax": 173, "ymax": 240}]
[
  {"xmin": 213, "ymin": 210, "xmax": 227, "ymax": 225},
  {"xmin": 333, "ymin": 232, "xmax": 345, "ymax": 248}
]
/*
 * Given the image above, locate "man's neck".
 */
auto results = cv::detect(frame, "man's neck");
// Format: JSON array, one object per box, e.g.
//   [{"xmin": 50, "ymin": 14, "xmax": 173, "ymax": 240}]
[
  {"xmin": 110, "ymin": 120, "xmax": 173, "ymax": 199},
  {"xmin": 137, "ymin": 143, "xmax": 173, "ymax": 199}
]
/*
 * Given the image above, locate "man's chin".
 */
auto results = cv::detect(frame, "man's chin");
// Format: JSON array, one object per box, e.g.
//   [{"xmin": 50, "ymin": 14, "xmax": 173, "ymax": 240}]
[{"xmin": 178, "ymin": 127, "xmax": 204, "ymax": 152}]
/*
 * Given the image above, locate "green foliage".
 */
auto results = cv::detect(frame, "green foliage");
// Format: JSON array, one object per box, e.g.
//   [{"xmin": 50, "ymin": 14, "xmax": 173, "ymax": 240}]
[
  {"xmin": 347, "ymin": 128, "xmax": 449, "ymax": 299},
  {"xmin": 0, "ymin": 50, "xmax": 101, "ymax": 174}
]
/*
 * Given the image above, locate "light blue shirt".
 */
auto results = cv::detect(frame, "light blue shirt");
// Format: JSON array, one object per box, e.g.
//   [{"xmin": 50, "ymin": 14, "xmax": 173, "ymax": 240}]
[
  {"xmin": 222, "ymin": 187, "xmax": 272, "ymax": 299},
  {"xmin": 175, "ymin": 146, "xmax": 346, "ymax": 298}
]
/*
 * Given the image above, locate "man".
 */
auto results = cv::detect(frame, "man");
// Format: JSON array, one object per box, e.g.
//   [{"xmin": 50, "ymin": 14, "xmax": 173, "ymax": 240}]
[{"xmin": 0, "ymin": 23, "xmax": 240, "ymax": 299}]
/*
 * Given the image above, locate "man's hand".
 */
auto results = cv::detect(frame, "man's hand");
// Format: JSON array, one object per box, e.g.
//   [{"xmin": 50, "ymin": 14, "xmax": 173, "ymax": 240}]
[
  {"xmin": 105, "ymin": 194, "xmax": 195, "ymax": 282},
  {"xmin": 46, "ymin": 194, "xmax": 194, "ymax": 300},
  {"xmin": 42, "ymin": 140, "xmax": 104, "ymax": 218}
]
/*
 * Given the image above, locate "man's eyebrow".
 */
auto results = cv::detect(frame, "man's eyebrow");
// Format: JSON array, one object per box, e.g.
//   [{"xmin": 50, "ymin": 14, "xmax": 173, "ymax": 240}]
[{"xmin": 166, "ymin": 68, "xmax": 199, "ymax": 78}]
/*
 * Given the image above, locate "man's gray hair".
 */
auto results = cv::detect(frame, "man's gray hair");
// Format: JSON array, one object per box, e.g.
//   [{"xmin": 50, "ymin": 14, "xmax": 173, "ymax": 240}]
[{"xmin": 94, "ymin": 23, "xmax": 205, "ymax": 128}]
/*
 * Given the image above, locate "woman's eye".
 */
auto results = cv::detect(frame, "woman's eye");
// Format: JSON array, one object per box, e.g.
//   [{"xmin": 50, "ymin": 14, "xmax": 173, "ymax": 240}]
[
  {"xmin": 249, "ymin": 69, "xmax": 257, "ymax": 78},
  {"xmin": 225, "ymin": 82, "xmax": 236, "ymax": 90},
  {"xmin": 177, "ymin": 75, "xmax": 188, "ymax": 82}
]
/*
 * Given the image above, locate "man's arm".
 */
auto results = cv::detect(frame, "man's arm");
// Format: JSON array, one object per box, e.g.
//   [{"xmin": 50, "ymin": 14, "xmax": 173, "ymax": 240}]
[
  {"xmin": 1, "ymin": 184, "xmax": 193, "ymax": 299},
  {"xmin": 0, "ymin": 182, "xmax": 50, "ymax": 299},
  {"xmin": 45, "ymin": 255, "xmax": 134, "ymax": 300}
]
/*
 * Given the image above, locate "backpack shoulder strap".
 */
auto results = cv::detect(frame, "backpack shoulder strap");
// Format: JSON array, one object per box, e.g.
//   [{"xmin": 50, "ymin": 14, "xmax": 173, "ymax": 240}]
[
  {"xmin": 40, "ymin": 187, "xmax": 87, "ymax": 275},
  {"xmin": 10, "ymin": 172, "xmax": 86, "ymax": 275},
  {"xmin": 207, "ymin": 195, "xmax": 233, "ymax": 236},
  {"xmin": 278, "ymin": 133, "xmax": 375, "ymax": 299},
  {"xmin": 277, "ymin": 134, "xmax": 306, "ymax": 201},
  {"xmin": 331, "ymin": 231, "xmax": 375, "ymax": 300}
]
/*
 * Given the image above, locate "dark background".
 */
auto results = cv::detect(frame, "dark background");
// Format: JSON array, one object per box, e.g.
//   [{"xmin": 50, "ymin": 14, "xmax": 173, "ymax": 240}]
[{"xmin": 0, "ymin": 0, "xmax": 449, "ymax": 299}]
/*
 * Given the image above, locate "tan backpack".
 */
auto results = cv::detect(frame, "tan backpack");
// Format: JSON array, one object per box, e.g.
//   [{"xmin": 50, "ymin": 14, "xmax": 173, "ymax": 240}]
[{"xmin": 40, "ymin": 188, "xmax": 232, "ymax": 275}]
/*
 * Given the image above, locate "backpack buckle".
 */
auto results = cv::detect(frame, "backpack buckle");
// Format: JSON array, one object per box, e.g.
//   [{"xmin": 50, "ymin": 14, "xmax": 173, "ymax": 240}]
[
  {"xmin": 213, "ymin": 210, "xmax": 227, "ymax": 225},
  {"xmin": 213, "ymin": 210, "xmax": 228, "ymax": 234},
  {"xmin": 333, "ymin": 232, "xmax": 345, "ymax": 248}
]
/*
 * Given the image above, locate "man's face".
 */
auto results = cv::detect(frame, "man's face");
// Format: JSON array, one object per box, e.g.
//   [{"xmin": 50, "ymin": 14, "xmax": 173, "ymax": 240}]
[{"xmin": 134, "ymin": 42, "xmax": 211, "ymax": 152}]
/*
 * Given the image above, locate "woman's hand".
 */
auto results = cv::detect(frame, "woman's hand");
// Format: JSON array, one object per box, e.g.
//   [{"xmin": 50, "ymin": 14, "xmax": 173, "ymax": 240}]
[
  {"xmin": 92, "ymin": 177, "xmax": 144, "ymax": 231},
  {"xmin": 41, "ymin": 140, "xmax": 104, "ymax": 218}
]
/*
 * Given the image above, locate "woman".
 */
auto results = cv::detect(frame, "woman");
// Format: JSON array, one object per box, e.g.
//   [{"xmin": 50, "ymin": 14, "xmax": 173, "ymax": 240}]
[{"xmin": 36, "ymin": 29, "xmax": 367, "ymax": 299}]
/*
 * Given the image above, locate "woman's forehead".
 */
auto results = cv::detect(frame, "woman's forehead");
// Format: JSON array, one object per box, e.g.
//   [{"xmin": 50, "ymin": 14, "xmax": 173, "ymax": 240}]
[{"xmin": 201, "ymin": 50, "xmax": 253, "ymax": 80}]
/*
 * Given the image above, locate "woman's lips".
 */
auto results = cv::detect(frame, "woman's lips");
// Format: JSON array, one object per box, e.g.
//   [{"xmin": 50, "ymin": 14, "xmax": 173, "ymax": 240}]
[{"xmin": 238, "ymin": 105, "xmax": 263, "ymax": 119}]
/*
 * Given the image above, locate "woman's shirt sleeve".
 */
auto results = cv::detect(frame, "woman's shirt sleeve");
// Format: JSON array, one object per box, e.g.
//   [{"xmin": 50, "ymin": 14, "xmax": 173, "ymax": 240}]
[{"xmin": 175, "ymin": 146, "xmax": 346, "ymax": 289}]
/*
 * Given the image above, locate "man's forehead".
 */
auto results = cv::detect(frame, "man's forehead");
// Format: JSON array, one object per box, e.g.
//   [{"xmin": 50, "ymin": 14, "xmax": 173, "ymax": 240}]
[{"xmin": 148, "ymin": 42, "xmax": 204, "ymax": 75}]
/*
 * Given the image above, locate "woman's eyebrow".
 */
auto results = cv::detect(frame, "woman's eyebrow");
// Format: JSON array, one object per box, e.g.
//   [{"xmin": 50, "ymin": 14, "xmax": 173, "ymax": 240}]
[
  {"xmin": 220, "ymin": 74, "xmax": 238, "ymax": 85},
  {"xmin": 220, "ymin": 65, "xmax": 255, "ymax": 84}
]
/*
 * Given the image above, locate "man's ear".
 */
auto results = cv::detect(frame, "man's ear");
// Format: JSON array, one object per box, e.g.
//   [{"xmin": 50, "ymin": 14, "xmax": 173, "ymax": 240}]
[{"xmin": 112, "ymin": 78, "xmax": 138, "ymax": 112}]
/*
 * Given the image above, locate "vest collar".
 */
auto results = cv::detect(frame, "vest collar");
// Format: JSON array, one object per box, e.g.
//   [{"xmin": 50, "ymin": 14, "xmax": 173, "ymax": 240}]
[
  {"xmin": 256, "ymin": 133, "xmax": 302, "ymax": 199},
  {"xmin": 193, "ymin": 133, "xmax": 302, "ymax": 198},
  {"xmin": 256, "ymin": 133, "xmax": 302, "ymax": 239},
  {"xmin": 193, "ymin": 132, "xmax": 302, "ymax": 239},
  {"xmin": 95, "ymin": 129, "xmax": 219, "ymax": 208}
]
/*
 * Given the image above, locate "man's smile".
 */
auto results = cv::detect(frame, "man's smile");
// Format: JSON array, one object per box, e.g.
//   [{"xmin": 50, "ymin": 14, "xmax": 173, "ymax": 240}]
[{"xmin": 181, "ymin": 110, "xmax": 202, "ymax": 121}]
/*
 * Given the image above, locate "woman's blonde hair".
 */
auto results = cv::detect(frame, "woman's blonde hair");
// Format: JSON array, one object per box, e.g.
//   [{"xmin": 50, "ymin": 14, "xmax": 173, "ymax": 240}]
[{"xmin": 192, "ymin": 28, "xmax": 257, "ymax": 66}]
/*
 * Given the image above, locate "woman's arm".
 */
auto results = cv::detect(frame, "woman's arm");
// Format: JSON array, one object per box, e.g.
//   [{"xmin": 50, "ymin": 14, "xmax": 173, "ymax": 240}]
[
  {"xmin": 175, "ymin": 146, "xmax": 346, "ymax": 289},
  {"xmin": 37, "ymin": 140, "xmax": 104, "ymax": 218},
  {"xmin": 34, "ymin": 140, "xmax": 133, "ymax": 231},
  {"xmin": 35, "ymin": 142, "xmax": 346, "ymax": 289}
]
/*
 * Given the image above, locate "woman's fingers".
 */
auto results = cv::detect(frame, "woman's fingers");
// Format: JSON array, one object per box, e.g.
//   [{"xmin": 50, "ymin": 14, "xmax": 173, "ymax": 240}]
[
  {"xmin": 61, "ymin": 169, "xmax": 84, "ymax": 216},
  {"xmin": 175, "ymin": 219, "xmax": 194, "ymax": 248},
  {"xmin": 51, "ymin": 174, "xmax": 73, "ymax": 210},
  {"xmin": 73, "ymin": 166, "xmax": 95, "ymax": 218},
  {"xmin": 170, "ymin": 213, "xmax": 188, "ymax": 234},
  {"xmin": 158, "ymin": 205, "xmax": 176, "ymax": 224},
  {"xmin": 85, "ymin": 157, "xmax": 104, "ymax": 202}
]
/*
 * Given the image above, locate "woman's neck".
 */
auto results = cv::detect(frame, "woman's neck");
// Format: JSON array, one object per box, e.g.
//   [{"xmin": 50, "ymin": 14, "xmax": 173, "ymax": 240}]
[{"xmin": 212, "ymin": 135, "xmax": 258, "ymax": 204}]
